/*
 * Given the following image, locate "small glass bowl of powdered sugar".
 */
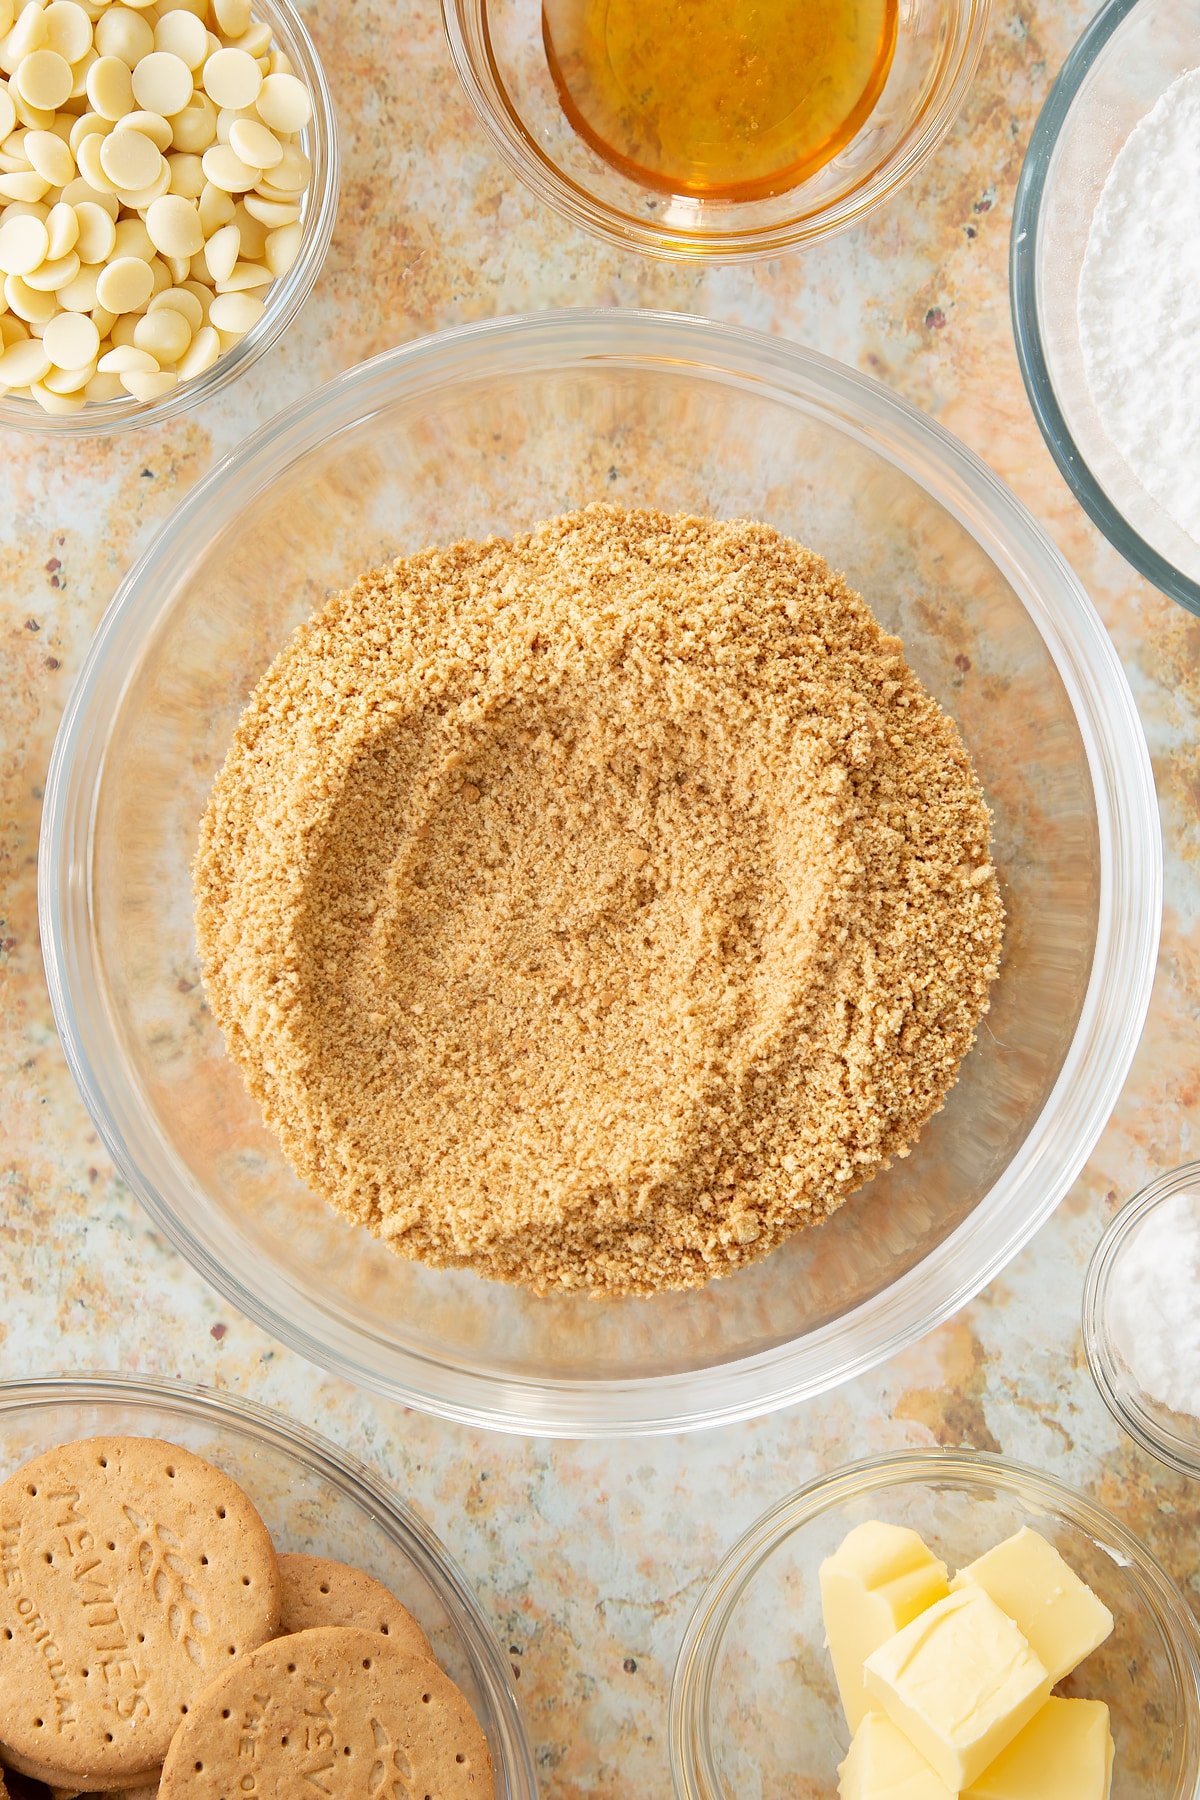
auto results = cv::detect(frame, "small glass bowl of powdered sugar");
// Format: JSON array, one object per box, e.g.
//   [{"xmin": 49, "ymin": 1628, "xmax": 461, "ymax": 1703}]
[
  {"xmin": 1012, "ymin": 0, "xmax": 1200, "ymax": 616},
  {"xmin": 1084, "ymin": 1162, "xmax": 1200, "ymax": 1477}
]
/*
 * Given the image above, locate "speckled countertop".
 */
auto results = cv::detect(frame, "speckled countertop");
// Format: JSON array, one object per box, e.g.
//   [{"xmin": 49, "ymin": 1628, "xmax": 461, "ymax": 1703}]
[{"xmin": 2, "ymin": 1, "xmax": 1198, "ymax": 1792}]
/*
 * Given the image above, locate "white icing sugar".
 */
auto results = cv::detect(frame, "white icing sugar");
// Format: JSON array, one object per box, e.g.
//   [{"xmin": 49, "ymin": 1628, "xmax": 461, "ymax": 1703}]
[
  {"xmin": 1109, "ymin": 1189, "xmax": 1200, "ymax": 1420},
  {"xmin": 1079, "ymin": 68, "xmax": 1200, "ymax": 546}
]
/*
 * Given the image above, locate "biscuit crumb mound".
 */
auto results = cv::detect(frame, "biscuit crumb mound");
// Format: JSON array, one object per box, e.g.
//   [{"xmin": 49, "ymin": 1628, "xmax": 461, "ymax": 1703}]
[{"xmin": 194, "ymin": 506, "xmax": 1004, "ymax": 1296}]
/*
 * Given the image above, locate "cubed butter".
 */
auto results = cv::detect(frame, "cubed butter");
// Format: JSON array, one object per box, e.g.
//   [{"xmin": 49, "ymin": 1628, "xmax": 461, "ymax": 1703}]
[
  {"xmin": 963, "ymin": 1697, "xmax": 1114, "ymax": 1799},
  {"xmin": 820, "ymin": 1522, "xmax": 951, "ymax": 1732},
  {"xmin": 838, "ymin": 1712, "xmax": 954, "ymax": 1800},
  {"xmin": 951, "ymin": 1527, "xmax": 1114, "ymax": 1684},
  {"xmin": 862, "ymin": 1585, "xmax": 1052, "ymax": 1790}
]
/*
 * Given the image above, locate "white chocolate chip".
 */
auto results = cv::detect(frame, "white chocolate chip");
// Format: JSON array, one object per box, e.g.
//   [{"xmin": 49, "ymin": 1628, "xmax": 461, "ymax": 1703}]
[
  {"xmin": 260, "ymin": 141, "xmax": 308, "ymax": 192},
  {"xmin": 66, "ymin": 112, "xmax": 107, "ymax": 155},
  {"xmin": 133, "ymin": 302, "xmax": 189, "ymax": 359},
  {"xmin": 0, "ymin": 210, "xmax": 48, "ymax": 273},
  {"xmin": 213, "ymin": 0, "xmax": 251, "ymax": 38},
  {"xmin": 86, "ymin": 54, "xmax": 134, "ymax": 120},
  {"xmin": 82, "ymin": 366, "xmax": 123, "ymax": 399},
  {"xmin": 24, "ymin": 125, "xmax": 74, "ymax": 183},
  {"xmin": 153, "ymin": 7, "xmax": 207, "ymax": 68},
  {"xmin": 170, "ymin": 88, "xmax": 216, "ymax": 151},
  {"xmin": 112, "ymin": 215, "xmax": 153, "ymax": 258},
  {"xmin": 56, "ymin": 261, "xmax": 100, "ymax": 308},
  {"xmin": 175, "ymin": 316, "xmax": 217, "ymax": 376},
  {"xmin": 0, "ymin": 7, "xmax": 48, "ymax": 73},
  {"xmin": 0, "ymin": 168, "xmax": 48, "ymax": 200},
  {"xmin": 44, "ymin": 1, "xmax": 94, "ymax": 65},
  {"xmin": 228, "ymin": 113, "xmax": 279, "ymax": 169},
  {"xmin": 4, "ymin": 270, "xmax": 56, "ymax": 319},
  {"xmin": 131, "ymin": 49, "xmax": 192, "ymax": 114},
  {"xmin": 29, "ymin": 377, "xmax": 86, "ymax": 411},
  {"xmin": 240, "ymin": 191, "xmax": 297, "ymax": 227},
  {"xmin": 215, "ymin": 256, "xmax": 267, "ymax": 292},
  {"xmin": 43, "ymin": 356, "xmax": 97, "ymax": 392},
  {"xmin": 99, "ymin": 123, "xmax": 160, "ymax": 188},
  {"xmin": 202, "ymin": 218, "xmax": 237, "ymax": 279},
  {"xmin": 145, "ymin": 190, "xmax": 202, "ymax": 255},
  {"xmin": 14, "ymin": 47, "xmax": 73, "ymax": 110},
  {"xmin": 201, "ymin": 139, "xmax": 256, "ymax": 190},
  {"xmin": 118, "ymin": 163, "xmax": 172, "ymax": 209},
  {"xmin": 255, "ymin": 70, "xmax": 310, "ymax": 133},
  {"xmin": 167, "ymin": 150, "xmax": 204, "ymax": 196},
  {"xmin": 73, "ymin": 198, "xmax": 116, "ymax": 261},
  {"xmin": 95, "ymin": 7, "xmax": 154, "ymax": 66},
  {"xmin": 207, "ymin": 287, "xmax": 260, "ymax": 332},
  {"xmin": 42, "ymin": 305, "xmax": 99, "ymax": 366},
  {"xmin": 97, "ymin": 340, "xmax": 158, "ymax": 370},
  {"xmin": 120, "ymin": 365, "xmax": 176, "ymax": 399},
  {"xmin": 95, "ymin": 251, "xmax": 153, "ymax": 311},
  {"xmin": 202, "ymin": 45, "xmax": 260, "ymax": 109},
  {"xmin": 24, "ymin": 250, "xmax": 80, "ymax": 290},
  {"xmin": 197, "ymin": 176, "xmax": 233, "ymax": 232},
  {"xmin": 0, "ymin": 332, "xmax": 51, "ymax": 383},
  {"xmin": 44, "ymin": 198, "xmax": 79, "ymax": 258},
  {"xmin": 149, "ymin": 281, "xmax": 201, "ymax": 326},
  {"xmin": 122, "ymin": 107, "xmax": 172, "ymax": 149},
  {"xmin": 264, "ymin": 218, "xmax": 298, "ymax": 277},
  {"xmin": 68, "ymin": 48, "xmax": 96, "ymax": 101}
]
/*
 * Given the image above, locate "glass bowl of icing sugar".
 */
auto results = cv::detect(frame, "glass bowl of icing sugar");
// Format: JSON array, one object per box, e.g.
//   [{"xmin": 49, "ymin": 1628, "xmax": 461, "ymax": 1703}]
[
  {"xmin": 1084, "ymin": 1161, "xmax": 1200, "ymax": 1478},
  {"xmin": 1012, "ymin": 0, "xmax": 1200, "ymax": 616}
]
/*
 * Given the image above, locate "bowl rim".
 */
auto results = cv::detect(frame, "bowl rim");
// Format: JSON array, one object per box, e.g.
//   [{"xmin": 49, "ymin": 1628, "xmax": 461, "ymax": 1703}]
[
  {"xmin": 1083, "ymin": 1161, "xmax": 1200, "ymax": 1479},
  {"xmin": 0, "ymin": 0, "xmax": 340, "ymax": 439},
  {"xmin": 668, "ymin": 1445, "xmax": 1200, "ymax": 1800},
  {"xmin": 38, "ymin": 307, "xmax": 1162, "ymax": 1438},
  {"xmin": 1009, "ymin": 0, "xmax": 1200, "ymax": 616},
  {"xmin": 439, "ymin": 0, "xmax": 992, "ymax": 260},
  {"xmin": 0, "ymin": 1369, "xmax": 539, "ymax": 1800}
]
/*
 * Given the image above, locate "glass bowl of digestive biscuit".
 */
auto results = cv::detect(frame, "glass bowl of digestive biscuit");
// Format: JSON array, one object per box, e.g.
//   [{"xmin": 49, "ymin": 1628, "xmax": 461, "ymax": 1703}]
[
  {"xmin": 39, "ymin": 309, "xmax": 1160, "ymax": 1437},
  {"xmin": 0, "ymin": 0, "xmax": 337, "ymax": 432},
  {"xmin": 441, "ymin": 0, "xmax": 990, "ymax": 258},
  {"xmin": 669, "ymin": 1450, "xmax": 1200, "ymax": 1800},
  {"xmin": 0, "ymin": 1371, "xmax": 537, "ymax": 1798}
]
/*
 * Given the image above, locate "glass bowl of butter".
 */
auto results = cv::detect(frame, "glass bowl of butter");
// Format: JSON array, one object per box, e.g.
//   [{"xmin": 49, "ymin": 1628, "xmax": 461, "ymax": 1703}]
[{"xmin": 670, "ymin": 1448, "xmax": 1200, "ymax": 1799}]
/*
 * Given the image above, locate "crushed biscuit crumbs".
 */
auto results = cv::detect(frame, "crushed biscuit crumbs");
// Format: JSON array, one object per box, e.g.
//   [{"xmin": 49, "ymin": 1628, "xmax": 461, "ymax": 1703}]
[{"xmin": 194, "ymin": 505, "xmax": 1004, "ymax": 1295}]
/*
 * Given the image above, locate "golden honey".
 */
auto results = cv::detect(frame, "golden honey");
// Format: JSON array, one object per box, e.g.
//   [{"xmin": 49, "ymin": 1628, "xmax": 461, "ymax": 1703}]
[{"xmin": 542, "ymin": 0, "xmax": 898, "ymax": 201}]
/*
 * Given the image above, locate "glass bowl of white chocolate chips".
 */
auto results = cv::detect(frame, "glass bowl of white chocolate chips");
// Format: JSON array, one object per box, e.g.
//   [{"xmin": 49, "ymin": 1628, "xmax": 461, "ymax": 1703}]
[
  {"xmin": 670, "ymin": 1449, "xmax": 1200, "ymax": 1800},
  {"xmin": 0, "ymin": 0, "xmax": 337, "ymax": 430}
]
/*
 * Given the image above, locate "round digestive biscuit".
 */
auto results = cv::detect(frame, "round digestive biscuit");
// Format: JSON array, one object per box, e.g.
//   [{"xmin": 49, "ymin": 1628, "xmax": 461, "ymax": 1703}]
[
  {"xmin": 0, "ymin": 1735, "xmax": 160, "ymax": 1790},
  {"xmin": 0, "ymin": 1436, "xmax": 281, "ymax": 1787},
  {"xmin": 276, "ymin": 1555, "xmax": 433, "ymax": 1660},
  {"xmin": 159, "ymin": 1628, "xmax": 494, "ymax": 1800},
  {"xmin": 35, "ymin": 1787, "xmax": 159, "ymax": 1799}
]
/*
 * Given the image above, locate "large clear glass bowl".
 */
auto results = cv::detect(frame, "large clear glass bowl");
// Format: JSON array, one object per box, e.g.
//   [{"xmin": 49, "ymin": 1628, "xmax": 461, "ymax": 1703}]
[
  {"xmin": 1011, "ymin": 0, "xmax": 1200, "ymax": 613},
  {"xmin": 0, "ymin": 1372, "xmax": 536, "ymax": 1798},
  {"xmin": 39, "ymin": 309, "xmax": 1161, "ymax": 1436},
  {"xmin": 442, "ymin": 0, "xmax": 989, "ymax": 259},
  {"xmin": 669, "ymin": 1450, "xmax": 1200, "ymax": 1798}
]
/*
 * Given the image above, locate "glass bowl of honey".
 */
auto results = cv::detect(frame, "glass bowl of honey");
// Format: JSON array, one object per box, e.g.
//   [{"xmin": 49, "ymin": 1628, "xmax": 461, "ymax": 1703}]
[{"xmin": 441, "ymin": 0, "xmax": 990, "ymax": 258}]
